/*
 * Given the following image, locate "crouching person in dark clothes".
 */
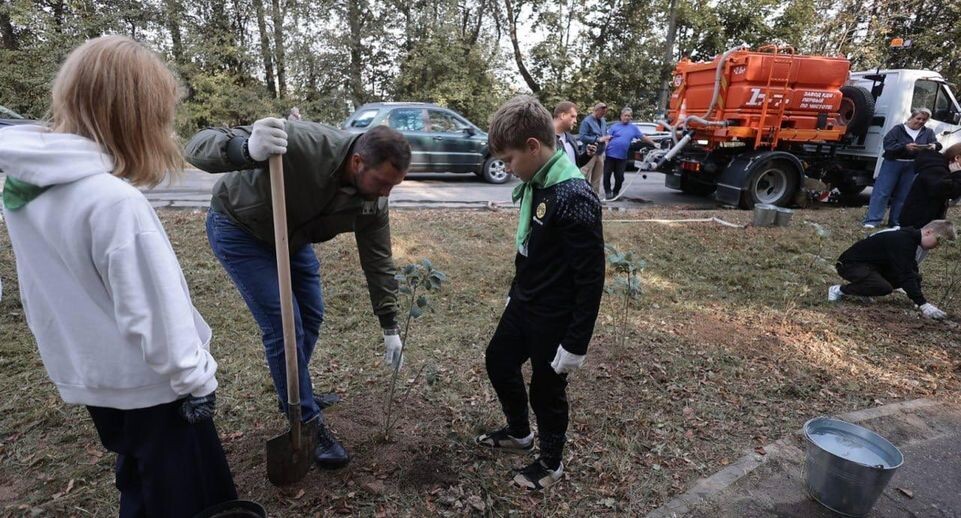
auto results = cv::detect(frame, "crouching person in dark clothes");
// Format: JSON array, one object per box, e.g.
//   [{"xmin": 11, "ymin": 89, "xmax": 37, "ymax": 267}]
[
  {"xmin": 474, "ymin": 96, "xmax": 605, "ymax": 490},
  {"xmin": 0, "ymin": 36, "xmax": 237, "ymax": 516},
  {"xmin": 829, "ymin": 220, "xmax": 956, "ymax": 319}
]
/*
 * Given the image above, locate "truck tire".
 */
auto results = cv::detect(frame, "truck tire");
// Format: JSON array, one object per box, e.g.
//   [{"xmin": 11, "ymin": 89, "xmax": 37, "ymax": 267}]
[
  {"xmin": 680, "ymin": 173, "xmax": 716, "ymax": 196},
  {"xmin": 477, "ymin": 156, "xmax": 510, "ymax": 184},
  {"xmin": 739, "ymin": 159, "xmax": 799, "ymax": 209},
  {"xmin": 838, "ymin": 86, "xmax": 875, "ymax": 139}
]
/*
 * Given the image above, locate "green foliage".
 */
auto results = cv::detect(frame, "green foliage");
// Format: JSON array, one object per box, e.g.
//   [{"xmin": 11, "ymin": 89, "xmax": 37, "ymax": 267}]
[
  {"xmin": 1, "ymin": 0, "xmax": 958, "ymax": 138},
  {"xmin": 605, "ymin": 244, "xmax": 645, "ymax": 348},
  {"xmin": 384, "ymin": 258, "xmax": 447, "ymax": 440}
]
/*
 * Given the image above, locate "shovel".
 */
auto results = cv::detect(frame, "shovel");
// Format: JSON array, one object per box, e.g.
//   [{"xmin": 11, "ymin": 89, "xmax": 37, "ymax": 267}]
[{"xmin": 265, "ymin": 154, "xmax": 316, "ymax": 486}]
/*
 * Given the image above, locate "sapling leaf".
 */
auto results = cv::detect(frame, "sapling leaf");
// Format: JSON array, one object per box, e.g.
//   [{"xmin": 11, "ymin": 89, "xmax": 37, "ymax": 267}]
[
  {"xmin": 403, "ymin": 264, "xmax": 417, "ymax": 275},
  {"xmin": 410, "ymin": 305, "xmax": 424, "ymax": 319},
  {"xmin": 416, "ymin": 295, "xmax": 429, "ymax": 308},
  {"xmin": 399, "ymin": 285, "xmax": 412, "ymax": 295},
  {"xmin": 421, "ymin": 258, "xmax": 433, "ymax": 270}
]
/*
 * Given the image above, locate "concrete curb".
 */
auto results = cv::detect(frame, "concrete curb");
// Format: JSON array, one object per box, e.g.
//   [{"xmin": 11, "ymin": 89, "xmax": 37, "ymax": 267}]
[{"xmin": 645, "ymin": 398, "xmax": 942, "ymax": 518}]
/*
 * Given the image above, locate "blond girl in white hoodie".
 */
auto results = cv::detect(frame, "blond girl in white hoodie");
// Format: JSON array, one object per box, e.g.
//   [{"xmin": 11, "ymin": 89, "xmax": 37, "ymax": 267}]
[{"xmin": 0, "ymin": 36, "xmax": 237, "ymax": 515}]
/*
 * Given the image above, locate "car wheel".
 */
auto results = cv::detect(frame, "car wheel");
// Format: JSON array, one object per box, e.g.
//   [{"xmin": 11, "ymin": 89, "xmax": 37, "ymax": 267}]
[
  {"xmin": 478, "ymin": 156, "xmax": 510, "ymax": 184},
  {"xmin": 739, "ymin": 159, "xmax": 799, "ymax": 209}
]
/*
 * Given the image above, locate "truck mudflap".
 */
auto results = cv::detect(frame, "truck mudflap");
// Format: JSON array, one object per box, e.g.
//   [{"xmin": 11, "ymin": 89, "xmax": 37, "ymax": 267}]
[{"xmin": 715, "ymin": 150, "xmax": 805, "ymax": 206}]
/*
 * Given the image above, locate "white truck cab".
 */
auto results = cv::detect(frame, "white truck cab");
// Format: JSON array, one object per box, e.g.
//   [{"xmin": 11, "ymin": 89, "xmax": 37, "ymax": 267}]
[{"xmin": 840, "ymin": 70, "xmax": 961, "ymax": 178}]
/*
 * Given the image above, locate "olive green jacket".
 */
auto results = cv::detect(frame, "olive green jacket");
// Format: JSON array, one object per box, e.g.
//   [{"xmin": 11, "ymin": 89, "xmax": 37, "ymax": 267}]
[{"xmin": 184, "ymin": 120, "xmax": 398, "ymax": 328}]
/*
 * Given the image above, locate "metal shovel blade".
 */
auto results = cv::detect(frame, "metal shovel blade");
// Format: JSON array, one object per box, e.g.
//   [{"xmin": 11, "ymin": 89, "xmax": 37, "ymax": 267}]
[{"xmin": 266, "ymin": 415, "xmax": 317, "ymax": 486}]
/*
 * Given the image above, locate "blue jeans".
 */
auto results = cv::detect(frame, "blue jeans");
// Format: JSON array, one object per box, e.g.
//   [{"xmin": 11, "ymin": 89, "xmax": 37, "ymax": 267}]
[
  {"xmin": 206, "ymin": 210, "xmax": 324, "ymax": 422},
  {"xmin": 864, "ymin": 159, "xmax": 917, "ymax": 226}
]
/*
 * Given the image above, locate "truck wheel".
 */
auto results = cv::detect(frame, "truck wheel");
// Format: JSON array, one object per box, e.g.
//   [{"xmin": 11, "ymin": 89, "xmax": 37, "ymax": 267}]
[
  {"xmin": 680, "ymin": 174, "xmax": 716, "ymax": 196},
  {"xmin": 740, "ymin": 159, "xmax": 799, "ymax": 209},
  {"xmin": 477, "ymin": 156, "xmax": 510, "ymax": 184},
  {"xmin": 839, "ymin": 86, "xmax": 875, "ymax": 139}
]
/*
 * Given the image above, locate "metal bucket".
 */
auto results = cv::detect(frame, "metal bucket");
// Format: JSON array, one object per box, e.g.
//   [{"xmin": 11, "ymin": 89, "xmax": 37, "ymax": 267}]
[
  {"xmin": 752, "ymin": 203, "xmax": 777, "ymax": 227},
  {"xmin": 803, "ymin": 417, "xmax": 903, "ymax": 517},
  {"xmin": 774, "ymin": 207, "xmax": 794, "ymax": 227}
]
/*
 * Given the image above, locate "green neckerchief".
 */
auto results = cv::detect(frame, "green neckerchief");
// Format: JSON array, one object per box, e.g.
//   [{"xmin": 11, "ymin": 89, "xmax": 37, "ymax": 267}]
[
  {"xmin": 2, "ymin": 177, "xmax": 50, "ymax": 211},
  {"xmin": 511, "ymin": 150, "xmax": 582, "ymax": 252}
]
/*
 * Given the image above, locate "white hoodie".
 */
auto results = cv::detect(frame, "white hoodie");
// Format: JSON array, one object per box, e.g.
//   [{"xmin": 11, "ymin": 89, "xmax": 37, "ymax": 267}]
[{"xmin": 0, "ymin": 125, "xmax": 217, "ymax": 409}]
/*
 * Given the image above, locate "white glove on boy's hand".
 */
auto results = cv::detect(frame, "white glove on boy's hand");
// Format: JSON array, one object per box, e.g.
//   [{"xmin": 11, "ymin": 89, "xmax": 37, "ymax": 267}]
[
  {"xmin": 920, "ymin": 303, "xmax": 947, "ymax": 320},
  {"xmin": 247, "ymin": 117, "xmax": 287, "ymax": 161},
  {"xmin": 383, "ymin": 330, "xmax": 404, "ymax": 370},
  {"xmin": 550, "ymin": 345, "xmax": 586, "ymax": 375}
]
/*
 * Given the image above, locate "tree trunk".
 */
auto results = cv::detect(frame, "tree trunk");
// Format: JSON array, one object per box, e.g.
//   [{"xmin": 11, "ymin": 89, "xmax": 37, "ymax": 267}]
[
  {"xmin": 271, "ymin": 0, "xmax": 287, "ymax": 98},
  {"xmin": 162, "ymin": 0, "xmax": 184, "ymax": 64},
  {"xmin": 253, "ymin": 0, "xmax": 277, "ymax": 97},
  {"xmin": 657, "ymin": 0, "xmax": 678, "ymax": 113},
  {"xmin": 502, "ymin": 0, "xmax": 540, "ymax": 93},
  {"xmin": 51, "ymin": 0, "xmax": 65, "ymax": 33},
  {"xmin": 347, "ymin": 0, "xmax": 365, "ymax": 105},
  {"xmin": 0, "ymin": 0, "xmax": 16, "ymax": 50}
]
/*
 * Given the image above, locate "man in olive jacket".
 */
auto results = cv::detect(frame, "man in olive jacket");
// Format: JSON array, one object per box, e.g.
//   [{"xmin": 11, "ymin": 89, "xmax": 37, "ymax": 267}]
[{"xmin": 185, "ymin": 118, "xmax": 411, "ymax": 469}]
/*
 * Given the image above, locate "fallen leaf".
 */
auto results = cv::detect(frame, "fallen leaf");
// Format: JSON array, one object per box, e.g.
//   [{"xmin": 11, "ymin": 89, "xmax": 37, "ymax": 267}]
[
  {"xmin": 754, "ymin": 446, "xmax": 766, "ymax": 455},
  {"xmin": 294, "ymin": 489, "xmax": 305, "ymax": 499},
  {"xmin": 897, "ymin": 487, "xmax": 914, "ymax": 499},
  {"xmin": 365, "ymin": 480, "xmax": 386, "ymax": 495},
  {"xmin": 467, "ymin": 495, "xmax": 484, "ymax": 512}
]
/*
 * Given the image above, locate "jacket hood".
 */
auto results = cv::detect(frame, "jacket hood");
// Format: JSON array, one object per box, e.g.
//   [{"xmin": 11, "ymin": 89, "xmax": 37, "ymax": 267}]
[
  {"xmin": 0, "ymin": 124, "xmax": 113, "ymax": 187},
  {"xmin": 915, "ymin": 149, "xmax": 948, "ymax": 174}
]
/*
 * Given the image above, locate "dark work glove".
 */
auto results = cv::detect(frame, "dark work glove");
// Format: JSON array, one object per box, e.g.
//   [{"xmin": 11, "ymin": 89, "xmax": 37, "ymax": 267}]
[{"xmin": 179, "ymin": 392, "xmax": 216, "ymax": 424}]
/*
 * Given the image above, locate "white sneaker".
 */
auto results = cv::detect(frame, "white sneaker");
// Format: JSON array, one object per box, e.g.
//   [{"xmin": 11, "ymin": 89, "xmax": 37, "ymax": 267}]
[
  {"xmin": 475, "ymin": 427, "xmax": 534, "ymax": 451},
  {"xmin": 863, "ymin": 223, "xmax": 876, "ymax": 229},
  {"xmin": 828, "ymin": 285, "xmax": 844, "ymax": 302},
  {"xmin": 512, "ymin": 459, "xmax": 564, "ymax": 490}
]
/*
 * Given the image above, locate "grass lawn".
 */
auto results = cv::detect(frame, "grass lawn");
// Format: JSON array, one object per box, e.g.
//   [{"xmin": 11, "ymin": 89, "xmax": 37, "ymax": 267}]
[{"xmin": 2, "ymin": 205, "xmax": 960, "ymax": 516}]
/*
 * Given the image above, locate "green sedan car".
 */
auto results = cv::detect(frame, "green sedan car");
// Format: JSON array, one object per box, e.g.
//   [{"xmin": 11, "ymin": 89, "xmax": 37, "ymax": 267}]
[{"xmin": 341, "ymin": 102, "xmax": 509, "ymax": 184}]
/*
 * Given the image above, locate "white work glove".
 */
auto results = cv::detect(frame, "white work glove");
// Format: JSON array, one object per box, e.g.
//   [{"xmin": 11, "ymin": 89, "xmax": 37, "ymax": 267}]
[
  {"xmin": 246, "ymin": 117, "xmax": 287, "ymax": 161},
  {"xmin": 919, "ymin": 303, "xmax": 947, "ymax": 320},
  {"xmin": 550, "ymin": 345, "xmax": 586, "ymax": 375},
  {"xmin": 383, "ymin": 330, "xmax": 404, "ymax": 370}
]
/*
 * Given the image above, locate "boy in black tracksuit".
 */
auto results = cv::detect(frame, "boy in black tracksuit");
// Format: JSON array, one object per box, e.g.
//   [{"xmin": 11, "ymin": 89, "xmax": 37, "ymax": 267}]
[
  {"xmin": 829, "ymin": 221, "xmax": 955, "ymax": 319},
  {"xmin": 474, "ymin": 96, "xmax": 605, "ymax": 490}
]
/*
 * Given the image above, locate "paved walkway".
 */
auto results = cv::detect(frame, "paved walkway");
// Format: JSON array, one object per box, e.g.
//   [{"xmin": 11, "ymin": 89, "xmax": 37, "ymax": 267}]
[{"xmin": 648, "ymin": 399, "xmax": 961, "ymax": 517}]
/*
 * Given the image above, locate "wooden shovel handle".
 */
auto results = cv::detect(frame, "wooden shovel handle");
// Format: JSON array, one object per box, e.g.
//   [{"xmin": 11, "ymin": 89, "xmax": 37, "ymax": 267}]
[{"xmin": 268, "ymin": 154, "xmax": 302, "ymax": 444}]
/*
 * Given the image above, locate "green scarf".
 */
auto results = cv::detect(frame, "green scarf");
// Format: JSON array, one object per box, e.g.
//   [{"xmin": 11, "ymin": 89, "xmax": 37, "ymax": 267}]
[
  {"xmin": 2, "ymin": 177, "xmax": 49, "ymax": 211},
  {"xmin": 511, "ymin": 150, "xmax": 582, "ymax": 252}
]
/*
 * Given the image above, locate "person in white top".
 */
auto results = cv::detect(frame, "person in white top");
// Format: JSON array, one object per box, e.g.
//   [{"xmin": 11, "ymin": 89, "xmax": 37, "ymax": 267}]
[
  {"xmin": 863, "ymin": 107, "xmax": 942, "ymax": 228},
  {"xmin": 0, "ymin": 36, "xmax": 238, "ymax": 516}
]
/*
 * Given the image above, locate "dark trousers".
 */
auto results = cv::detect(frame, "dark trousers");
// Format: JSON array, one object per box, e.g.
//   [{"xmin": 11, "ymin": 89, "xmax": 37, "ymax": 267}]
[
  {"xmin": 837, "ymin": 262, "xmax": 894, "ymax": 297},
  {"xmin": 485, "ymin": 298, "xmax": 569, "ymax": 459},
  {"xmin": 87, "ymin": 400, "xmax": 237, "ymax": 518},
  {"xmin": 603, "ymin": 157, "xmax": 628, "ymax": 197}
]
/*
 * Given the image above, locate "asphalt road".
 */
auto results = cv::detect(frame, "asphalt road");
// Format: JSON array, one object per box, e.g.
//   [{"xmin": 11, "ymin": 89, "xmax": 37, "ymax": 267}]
[{"xmin": 144, "ymin": 169, "xmax": 719, "ymax": 209}]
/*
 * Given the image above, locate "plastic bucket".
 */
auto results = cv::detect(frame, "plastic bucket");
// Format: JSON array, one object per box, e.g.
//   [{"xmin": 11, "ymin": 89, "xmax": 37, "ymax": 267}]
[
  {"xmin": 752, "ymin": 203, "xmax": 778, "ymax": 227},
  {"xmin": 774, "ymin": 207, "xmax": 794, "ymax": 227},
  {"xmin": 803, "ymin": 417, "xmax": 903, "ymax": 517},
  {"xmin": 193, "ymin": 500, "xmax": 267, "ymax": 518}
]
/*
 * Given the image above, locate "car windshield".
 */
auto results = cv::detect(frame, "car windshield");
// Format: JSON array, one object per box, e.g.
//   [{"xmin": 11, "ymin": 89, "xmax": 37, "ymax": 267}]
[
  {"xmin": 633, "ymin": 123, "xmax": 658, "ymax": 135},
  {"xmin": 0, "ymin": 105, "xmax": 24, "ymax": 119},
  {"xmin": 349, "ymin": 109, "xmax": 378, "ymax": 128}
]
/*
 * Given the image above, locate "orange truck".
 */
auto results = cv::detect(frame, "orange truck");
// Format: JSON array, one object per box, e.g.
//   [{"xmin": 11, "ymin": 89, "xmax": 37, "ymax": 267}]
[{"xmin": 642, "ymin": 45, "xmax": 961, "ymax": 208}]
